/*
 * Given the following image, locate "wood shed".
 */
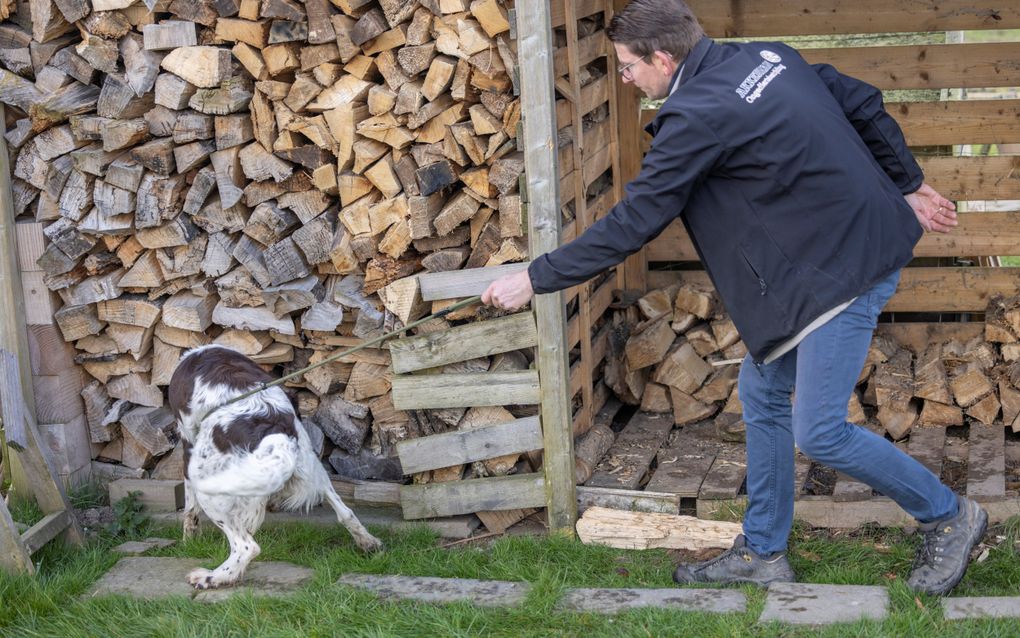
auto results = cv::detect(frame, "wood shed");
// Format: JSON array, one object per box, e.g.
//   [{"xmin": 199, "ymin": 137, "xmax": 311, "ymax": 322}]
[{"xmin": 0, "ymin": 0, "xmax": 1018, "ymax": 538}]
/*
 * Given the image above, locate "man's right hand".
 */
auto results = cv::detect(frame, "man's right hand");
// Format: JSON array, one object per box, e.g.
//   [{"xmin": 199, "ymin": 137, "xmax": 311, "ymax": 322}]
[{"xmin": 481, "ymin": 269, "xmax": 534, "ymax": 311}]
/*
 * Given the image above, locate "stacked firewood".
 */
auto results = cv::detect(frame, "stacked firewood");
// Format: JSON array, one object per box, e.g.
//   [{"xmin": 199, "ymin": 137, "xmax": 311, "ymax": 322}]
[
  {"xmin": 610, "ymin": 286, "xmax": 1020, "ymax": 443},
  {"xmin": 1, "ymin": 0, "xmax": 525, "ymax": 480}
]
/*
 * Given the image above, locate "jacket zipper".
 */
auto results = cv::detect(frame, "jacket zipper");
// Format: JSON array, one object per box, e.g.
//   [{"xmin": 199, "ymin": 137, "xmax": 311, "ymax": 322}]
[{"xmin": 740, "ymin": 252, "xmax": 768, "ymax": 296}]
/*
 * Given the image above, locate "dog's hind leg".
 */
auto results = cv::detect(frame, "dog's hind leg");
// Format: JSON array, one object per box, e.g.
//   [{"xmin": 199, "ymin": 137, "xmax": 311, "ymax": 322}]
[
  {"xmin": 188, "ymin": 494, "xmax": 264, "ymax": 589},
  {"xmin": 182, "ymin": 478, "xmax": 200, "ymax": 540},
  {"xmin": 323, "ymin": 489, "xmax": 383, "ymax": 552}
]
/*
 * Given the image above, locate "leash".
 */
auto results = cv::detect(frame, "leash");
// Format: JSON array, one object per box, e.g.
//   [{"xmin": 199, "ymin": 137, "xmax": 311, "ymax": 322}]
[{"xmin": 200, "ymin": 295, "xmax": 484, "ymax": 423}]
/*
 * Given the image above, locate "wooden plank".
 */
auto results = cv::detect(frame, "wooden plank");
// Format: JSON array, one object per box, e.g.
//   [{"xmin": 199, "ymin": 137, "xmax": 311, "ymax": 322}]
[
  {"xmin": 518, "ymin": 0, "xmax": 576, "ymax": 535},
  {"xmin": 390, "ymin": 371, "xmax": 540, "ymax": 410},
  {"xmin": 907, "ymin": 425, "xmax": 947, "ymax": 477},
  {"xmin": 646, "ymin": 267, "xmax": 1020, "ymax": 314},
  {"xmin": 644, "ymin": 100, "xmax": 1020, "ymax": 149},
  {"xmin": 800, "ymin": 43, "xmax": 1020, "ymax": 91},
  {"xmin": 648, "ymin": 211, "xmax": 1020, "ymax": 263},
  {"xmin": 585, "ymin": 412, "xmax": 673, "ymax": 490},
  {"xmin": 390, "ymin": 312, "xmax": 537, "ymax": 374},
  {"xmin": 644, "ymin": 446, "xmax": 716, "ymax": 497},
  {"xmin": 20, "ymin": 510, "xmax": 70, "ymax": 555},
  {"xmin": 395, "ymin": 416, "xmax": 542, "ymax": 474},
  {"xmin": 920, "ymin": 156, "xmax": 1020, "ymax": 201},
  {"xmin": 687, "ymin": 0, "xmax": 1020, "ymax": 37},
  {"xmin": 575, "ymin": 485, "xmax": 681, "ymax": 515},
  {"xmin": 400, "ymin": 472, "xmax": 546, "ymax": 519},
  {"xmin": 967, "ymin": 424, "xmax": 1005, "ymax": 500},
  {"xmin": 417, "ymin": 262, "xmax": 528, "ymax": 301},
  {"xmin": 548, "ymin": 0, "xmax": 601, "ymax": 28},
  {"xmin": 552, "ymin": 30, "xmax": 607, "ymax": 79},
  {"xmin": 698, "ymin": 445, "xmax": 746, "ymax": 500}
]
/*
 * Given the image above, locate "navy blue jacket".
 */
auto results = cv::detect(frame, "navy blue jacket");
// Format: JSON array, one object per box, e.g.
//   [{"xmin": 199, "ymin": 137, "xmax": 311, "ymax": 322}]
[{"xmin": 528, "ymin": 37, "xmax": 924, "ymax": 362}]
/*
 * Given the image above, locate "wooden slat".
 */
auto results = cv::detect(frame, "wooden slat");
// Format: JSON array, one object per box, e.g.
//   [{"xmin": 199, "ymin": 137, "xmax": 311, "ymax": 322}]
[
  {"xmin": 687, "ymin": 1, "xmax": 1020, "ymax": 37},
  {"xmin": 400, "ymin": 472, "xmax": 546, "ymax": 519},
  {"xmin": 967, "ymin": 423, "xmax": 1005, "ymax": 500},
  {"xmin": 395, "ymin": 416, "xmax": 542, "ymax": 475},
  {"xmin": 553, "ymin": 31, "xmax": 607, "ymax": 79},
  {"xmin": 570, "ymin": 322, "xmax": 609, "ymax": 398},
  {"xmin": 566, "ymin": 275, "xmax": 613, "ymax": 351},
  {"xmin": 800, "ymin": 43, "xmax": 1020, "ymax": 91},
  {"xmin": 644, "ymin": 446, "xmax": 717, "ymax": 497},
  {"xmin": 417, "ymin": 262, "xmax": 528, "ymax": 301},
  {"xmin": 389, "ymin": 312, "xmax": 537, "ymax": 374},
  {"xmin": 643, "ymin": 100, "xmax": 1020, "ymax": 148},
  {"xmin": 21, "ymin": 510, "xmax": 70, "ymax": 554},
  {"xmin": 698, "ymin": 445, "xmax": 747, "ymax": 500},
  {"xmin": 390, "ymin": 371, "xmax": 540, "ymax": 410},
  {"xmin": 0, "ymin": 499, "xmax": 33, "ymax": 574},
  {"xmin": 907, "ymin": 425, "xmax": 947, "ymax": 477},
  {"xmin": 585, "ymin": 412, "xmax": 673, "ymax": 490},
  {"xmin": 646, "ymin": 266, "xmax": 1020, "ymax": 313},
  {"xmin": 549, "ymin": 0, "xmax": 603, "ymax": 28},
  {"xmin": 920, "ymin": 156, "xmax": 1020, "ymax": 201}
]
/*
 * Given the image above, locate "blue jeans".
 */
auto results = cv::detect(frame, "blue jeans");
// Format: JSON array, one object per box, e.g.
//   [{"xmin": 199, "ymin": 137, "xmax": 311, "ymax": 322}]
[{"xmin": 739, "ymin": 270, "xmax": 958, "ymax": 555}]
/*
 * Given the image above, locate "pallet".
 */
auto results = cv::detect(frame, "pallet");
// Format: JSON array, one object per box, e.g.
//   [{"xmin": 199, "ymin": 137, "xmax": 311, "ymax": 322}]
[{"xmin": 591, "ymin": 410, "xmax": 1019, "ymax": 529}]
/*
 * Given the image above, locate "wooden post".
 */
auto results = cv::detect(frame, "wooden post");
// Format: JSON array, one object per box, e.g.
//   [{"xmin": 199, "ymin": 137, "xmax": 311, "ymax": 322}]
[
  {"xmin": 612, "ymin": 0, "xmax": 648, "ymax": 293},
  {"xmin": 516, "ymin": 0, "xmax": 577, "ymax": 534},
  {"xmin": 0, "ymin": 104, "xmax": 85, "ymax": 549}
]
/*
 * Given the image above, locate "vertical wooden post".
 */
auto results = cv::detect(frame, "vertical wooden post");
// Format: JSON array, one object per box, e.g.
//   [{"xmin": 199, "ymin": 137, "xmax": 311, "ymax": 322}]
[
  {"xmin": 515, "ymin": 0, "xmax": 577, "ymax": 534},
  {"xmin": 0, "ymin": 104, "xmax": 84, "ymax": 546},
  {"xmin": 612, "ymin": 0, "xmax": 648, "ymax": 294}
]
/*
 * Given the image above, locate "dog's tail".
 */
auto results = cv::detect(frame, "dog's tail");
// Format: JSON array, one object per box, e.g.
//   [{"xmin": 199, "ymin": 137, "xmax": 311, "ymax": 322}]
[{"xmin": 190, "ymin": 434, "xmax": 298, "ymax": 497}]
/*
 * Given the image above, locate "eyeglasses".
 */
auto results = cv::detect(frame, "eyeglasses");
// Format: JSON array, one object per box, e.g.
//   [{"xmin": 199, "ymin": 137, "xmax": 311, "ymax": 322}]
[{"xmin": 617, "ymin": 55, "xmax": 647, "ymax": 80}]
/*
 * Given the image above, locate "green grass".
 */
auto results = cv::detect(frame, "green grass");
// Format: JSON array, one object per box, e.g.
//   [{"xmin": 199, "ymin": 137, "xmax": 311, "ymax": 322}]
[{"xmin": 1, "ymin": 515, "xmax": 1019, "ymax": 637}]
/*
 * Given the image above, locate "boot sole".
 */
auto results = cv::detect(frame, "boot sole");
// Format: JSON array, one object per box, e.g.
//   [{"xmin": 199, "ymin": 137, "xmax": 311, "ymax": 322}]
[
  {"xmin": 673, "ymin": 566, "xmax": 794, "ymax": 588},
  {"xmin": 915, "ymin": 504, "xmax": 989, "ymax": 596}
]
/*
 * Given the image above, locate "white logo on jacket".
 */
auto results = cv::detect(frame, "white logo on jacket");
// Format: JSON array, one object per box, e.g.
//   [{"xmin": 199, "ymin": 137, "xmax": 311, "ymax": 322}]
[
  {"xmin": 760, "ymin": 50, "xmax": 782, "ymax": 64},
  {"xmin": 735, "ymin": 50, "xmax": 787, "ymax": 103}
]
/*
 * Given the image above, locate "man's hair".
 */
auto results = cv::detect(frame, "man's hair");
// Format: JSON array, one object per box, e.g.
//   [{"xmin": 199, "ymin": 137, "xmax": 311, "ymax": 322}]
[{"xmin": 607, "ymin": 0, "xmax": 705, "ymax": 61}]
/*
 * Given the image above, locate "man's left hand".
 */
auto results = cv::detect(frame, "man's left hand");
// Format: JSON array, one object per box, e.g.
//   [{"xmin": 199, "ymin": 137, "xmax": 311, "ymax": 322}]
[{"xmin": 905, "ymin": 183, "xmax": 957, "ymax": 233}]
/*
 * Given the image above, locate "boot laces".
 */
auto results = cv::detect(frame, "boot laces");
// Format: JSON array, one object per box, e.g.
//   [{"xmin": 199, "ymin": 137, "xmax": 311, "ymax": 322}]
[{"xmin": 913, "ymin": 526, "xmax": 949, "ymax": 569}]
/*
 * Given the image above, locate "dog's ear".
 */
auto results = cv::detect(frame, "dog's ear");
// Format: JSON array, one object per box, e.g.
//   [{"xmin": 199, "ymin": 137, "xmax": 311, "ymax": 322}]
[{"xmin": 284, "ymin": 388, "xmax": 301, "ymax": 415}]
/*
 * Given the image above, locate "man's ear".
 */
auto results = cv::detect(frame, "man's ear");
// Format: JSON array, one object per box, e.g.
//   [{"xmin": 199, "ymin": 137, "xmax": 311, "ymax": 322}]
[{"xmin": 651, "ymin": 50, "xmax": 678, "ymax": 75}]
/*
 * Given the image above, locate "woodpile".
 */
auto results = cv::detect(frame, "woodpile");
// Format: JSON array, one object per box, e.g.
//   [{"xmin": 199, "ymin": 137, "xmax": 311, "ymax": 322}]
[
  {"xmin": 1, "ymin": 0, "xmax": 529, "ymax": 485},
  {"xmin": 608, "ymin": 285, "xmax": 1020, "ymax": 445}
]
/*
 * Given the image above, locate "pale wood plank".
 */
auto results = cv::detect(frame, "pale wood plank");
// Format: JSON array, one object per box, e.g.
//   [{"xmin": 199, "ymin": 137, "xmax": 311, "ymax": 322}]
[
  {"xmin": 400, "ymin": 472, "xmax": 546, "ymax": 519},
  {"xmin": 417, "ymin": 262, "xmax": 528, "ymax": 301},
  {"xmin": 647, "ymin": 267, "xmax": 1020, "ymax": 314},
  {"xmin": 396, "ymin": 416, "xmax": 542, "ymax": 474},
  {"xmin": 687, "ymin": 0, "xmax": 1020, "ymax": 37},
  {"xmin": 390, "ymin": 371, "xmax": 540, "ymax": 410},
  {"xmin": 390, "ymin": 312, "xmax": 537, "ymax": 374},
  {"xmin": 20, "ymin": 510, "xmax": 70, "ymax": 554},
  {"xmin": 585, "ymin": 412, "xmax": 673, "ymax": 490},
  {"xmin": 907, "ymin": 425, "xmax": 947, "ymax": 477},
  {"xmin": 575, "ymin": 485, "xmax": 681, "ymax": 515}
]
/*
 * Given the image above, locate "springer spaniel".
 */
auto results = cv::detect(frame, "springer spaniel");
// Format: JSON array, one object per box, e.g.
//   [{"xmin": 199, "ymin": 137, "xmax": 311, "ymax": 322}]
[{"xmin": 168, "ymin": 344, "xmax": 382, "ymax": 589}]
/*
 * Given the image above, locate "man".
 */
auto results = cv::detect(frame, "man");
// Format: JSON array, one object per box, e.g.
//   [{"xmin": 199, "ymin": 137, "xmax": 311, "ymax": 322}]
[{"xmin": 482, "ymin": 0, "xmax": 987, "ymax": 595}]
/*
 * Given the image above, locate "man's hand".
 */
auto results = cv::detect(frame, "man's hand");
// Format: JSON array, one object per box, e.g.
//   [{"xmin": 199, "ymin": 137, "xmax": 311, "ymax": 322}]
[
  {"xmin": 905, "ymin": 183, "xmax": 957, "ymax": 233},
  {"xmin": 481, "ymin": 269, "xmax": 534, "ymax": 311}
]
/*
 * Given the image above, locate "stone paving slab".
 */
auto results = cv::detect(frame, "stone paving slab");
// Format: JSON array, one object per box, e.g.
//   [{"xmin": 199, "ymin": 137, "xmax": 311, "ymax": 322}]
[
  {"xmin": 559, "ymin": 587, "xmax": 746, "ymax": 614},
  {"xmin": 338, "ymin": 574, "xmax": 530, "ymax": 607},
  {"xmin": 87, "ymin": 557, "xmax": 313, "ymax": 602},
  {"xmin": 943, "ymin": 597, "xmax": 1020, "ymax": 620},
  {"xmin": 113, "ymin": 538, "xmax": 177, "ymax": 555},
  {"xmin": 759, "ymin": 583, "xmax": 888, "ymax": 625}
]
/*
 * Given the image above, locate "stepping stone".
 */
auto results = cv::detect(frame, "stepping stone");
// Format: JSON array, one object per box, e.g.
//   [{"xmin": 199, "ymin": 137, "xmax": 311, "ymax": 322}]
[
  {"xmin": 113, "ymin": 537, "xmax": 177, "ymax": 555},
  {"xmin": 560, "ymin": 587, "xmax": 746, "ymax": 614},
  {"xmin": 88, "ymin": 557, "xmax": 313, "ymax": 602},
  {"xmin": 943, "ymin": 597, "xmax": 1020, "ymax": 620},
  {"xmin": 338, "ymin": 574, "xmax": 530, "ymax": 607},
  {"xmin": 759, "ymin": 583, "xmax": 888, "ymax": 625}
]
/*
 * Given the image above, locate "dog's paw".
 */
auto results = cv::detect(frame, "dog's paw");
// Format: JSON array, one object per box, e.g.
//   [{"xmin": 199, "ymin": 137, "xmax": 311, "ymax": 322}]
[
  {"xmin": 188, "ymin": 567, "xmax": 239, "ymax": 590},
  {"xmin": 357, "ymin": 535, "xmax": 384, "ymax": 553}
]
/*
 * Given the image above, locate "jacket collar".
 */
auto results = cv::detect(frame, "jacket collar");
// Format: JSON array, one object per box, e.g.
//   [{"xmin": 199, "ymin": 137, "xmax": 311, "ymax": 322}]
[{"xmin": 645, "ymin": 37, "xmax": 714, "ymax": 135}]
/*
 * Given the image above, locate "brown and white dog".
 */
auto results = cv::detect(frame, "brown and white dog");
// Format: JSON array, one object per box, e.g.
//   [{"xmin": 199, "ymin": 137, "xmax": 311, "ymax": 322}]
[{"xmin": 168, "ymin": 344, "xmax": 382, "ymax": 589}]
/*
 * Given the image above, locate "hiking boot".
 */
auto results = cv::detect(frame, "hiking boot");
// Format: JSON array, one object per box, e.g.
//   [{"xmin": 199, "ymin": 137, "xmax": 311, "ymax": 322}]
[
  {"xmin": 907, "ymin": 495, "xmax": 988, "ymax": 596},
  {"xmin": 673, "ymin": 534, "xmax": 795, "ymax": 586}
]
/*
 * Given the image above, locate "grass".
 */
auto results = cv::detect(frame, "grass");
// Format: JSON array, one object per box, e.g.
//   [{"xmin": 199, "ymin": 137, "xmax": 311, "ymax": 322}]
[{"xmin": 1, "ymin": 512, "xmax": 1019, "ymax": 638}]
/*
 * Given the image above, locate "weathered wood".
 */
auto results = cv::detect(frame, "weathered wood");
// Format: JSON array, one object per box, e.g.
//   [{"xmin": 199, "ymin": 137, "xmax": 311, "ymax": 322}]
[
  {"xmin": 967, "ymin": 423, "xmax": 1005, "ymax": 500},
  {"xmin": 400, "ymin": 472, "xmax": 545, "ymax": 519},
  {"xmin": 160, "ymin": 46, "xmax": 233, "ymax": 88},
  {"xmin": 143, "ymin": 20, "xmax": 198, "ymax": 50},
  {"xmin": 391, "ymin": 370, "xmax": 540, "ymax": 410},
  {"xmin": 397, "ymin": 416, "xmax": 542, "ymax": 475},
  {"xmin": 585, "ymin": 412, "xmax": 672, "ymax": 490},
  {"xmin": 390, "ymin": 312, "xmax": 537, "ymax": 374},
  {"xmin": 576, "ymin": 507, "xmax": 741, "ymax": 551},
  {"xmin": 417, "ymin": 262, "xmax": 528, "ymax": 301}
]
